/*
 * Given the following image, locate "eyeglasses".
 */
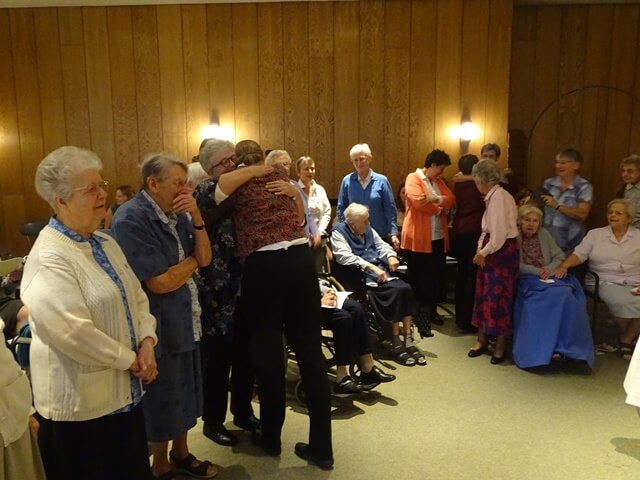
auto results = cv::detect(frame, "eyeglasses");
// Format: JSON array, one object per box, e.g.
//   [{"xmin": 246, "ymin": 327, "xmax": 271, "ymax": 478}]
[
  {"xmin": 209, "ymin": 155, "xmax": 236, "ymax": 172},
  {"xmin": 162, "ymin": 178, "xmax": 188, "ymax": 188},
  {"xmin": 71, "ymin": 180, "xmax": 108, "ymax": 196}
]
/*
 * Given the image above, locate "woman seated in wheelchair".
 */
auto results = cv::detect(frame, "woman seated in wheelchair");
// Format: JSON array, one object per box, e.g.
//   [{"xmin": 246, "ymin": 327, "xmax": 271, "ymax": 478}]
[
  {"xmin": 331, "ymin": 203, "xmax": 426, "ymax": 366},
  {"xmin": 512, "ymin": 204, "xmax": 594, "ymax": 369},
  {"xmin": 319, "ymin": 279, "xmax": 396, "ymax": 394}
]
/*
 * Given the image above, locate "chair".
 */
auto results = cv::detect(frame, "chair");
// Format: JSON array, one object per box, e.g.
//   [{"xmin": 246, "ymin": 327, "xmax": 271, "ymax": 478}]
[
  {"xmin": 19, "ymin": 221, "xmax": 47, "ymax": 248},
  {"xmin": 574, "ymin": 263, "xmax": 602, "ymax": 334},
  {"xmin": 0, "ymin": 257, "xmax": 23, "ymax": 278}
]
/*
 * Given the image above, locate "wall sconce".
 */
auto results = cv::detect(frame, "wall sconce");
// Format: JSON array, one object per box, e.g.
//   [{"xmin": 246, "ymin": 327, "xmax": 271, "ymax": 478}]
[
  {"xmin": 201, "ymin": 111, "xmax": 235, "ymax": 142},
  {"xmin": 449, "ymin": 109, "xmax": 481, "ymax": 153}
]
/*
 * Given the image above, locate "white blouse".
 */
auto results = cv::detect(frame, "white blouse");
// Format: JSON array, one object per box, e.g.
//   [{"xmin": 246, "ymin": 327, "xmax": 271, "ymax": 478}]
[{"xmin": 298, "ymin": 179, "xmax": 332, "ymax": 234}]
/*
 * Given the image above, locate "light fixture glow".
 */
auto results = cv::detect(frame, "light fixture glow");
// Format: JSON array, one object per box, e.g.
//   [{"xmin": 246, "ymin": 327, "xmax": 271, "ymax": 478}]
[
  {"xmin": 458, "ymin": 121, "xmax": 480, "ymax": 141},
  {"xmin": 201, "ymin": 124, "xmax": 235, "ymax": 142}
]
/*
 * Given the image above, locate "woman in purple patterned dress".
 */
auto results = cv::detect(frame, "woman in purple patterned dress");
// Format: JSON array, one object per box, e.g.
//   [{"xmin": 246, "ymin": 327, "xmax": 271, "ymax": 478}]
[{"xmin": 467, "ymin": 160, "xmax": 520, "ymax": 365}]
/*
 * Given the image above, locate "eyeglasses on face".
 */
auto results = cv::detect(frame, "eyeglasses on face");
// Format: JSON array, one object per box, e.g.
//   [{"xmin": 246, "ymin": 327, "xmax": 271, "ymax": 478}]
[
  {"xmin": 209, "ymin": 155, "xmax": 236, "ymax": 172},
  {"xmin": 71, "ymin": 180, "xmax": 109, "ymax": 196}
]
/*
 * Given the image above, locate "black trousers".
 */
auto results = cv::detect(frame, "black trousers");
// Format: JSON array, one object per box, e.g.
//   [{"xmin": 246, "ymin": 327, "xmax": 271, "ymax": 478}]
[
  {"xmin": 242, "ymin": 244, "xmax": 332, "ymax": 458},
  {"xmin": 201, "ymin": 302, "xmax": 256, "ymax": 427},
  {"xmin": 452, "ymin": 232, "xmax": 480, "ymax": 330},
  {"xmin": 405, "ymin": 239, "xmax": 446, "ymax": 305},
  {"xmin": 321, "ymin": 298, "xmax": 372, "ymax": 366},
  {"xmin": 37, "ymin": 405, "xmax": 152, "ymax": 480}
]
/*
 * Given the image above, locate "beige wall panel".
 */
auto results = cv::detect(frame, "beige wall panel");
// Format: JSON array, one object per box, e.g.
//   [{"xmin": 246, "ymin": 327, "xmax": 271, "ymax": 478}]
[
  {"xmin": 383, "ymin": 0, "xmax": 410, "ymax": 192},
  {"xmin": 435, "ymin": 0, "xmax": 463, "ymax": 157},
  {"xmin": 257, "ymin": 3, "xmax": 285, "ymax": 151},
  {"xmin": 0, "ymin": 11, "xmax": 23, "ymax": 198},
  {"xmin": 359, "ymin": 0, "xmax": 384, "ymax": 162},
  {"xmin": 484, "ymin": 0, "xmax": 512, "ymax": 164},
  {"xmin": 509, "ymin": 7, "xmax": 537, "ymax": 134},
  {"xmin": 282, "ymin": 2, "xmax": 309, "ymax": 158},
  {"xmin": 58, "ymin": 7, "xmax": 83, "ymax": 45},
  {"xmin": 107, "ymin": 7, "xmax": 140, "ymax": 187},
  {"xmin": 157, "ymin": 5, "xmax": 188, "ymax": 160},
  {"xmin": 408, "ymin": 0, "xmax": 437, "ymax": 171},
  {"xmin": 83, "ymin": 7, "xmax": 116, "ymax": 181},
  {"xmin": 206, "ymin": 4, "xmax": 235, "ymax": 141},
  {"xmin": 34, "ymin": 9, "xmax": 67, "ymax": 155},
  {"xmin": 232, "ymin": 3, "xmax": 260, "ymax": 142},
  {"xmin": 631, "ymin": 41, "xmax": 640, "ymax": 155},
  {"xmin": 528, "ymin": 6, "xmax": 562, "ymax": 186},
  {"xmin": 308, "ymin": 1, "xmax": 334, "ymax": 190},
  {"xmin": 555, "ymin": 8, "xmax": 586, "ymax": 155},
  {"xmin": 182, "ymin": 4, "xmax": 210, "ymax": 158},
  {"xmin": 579, "ymin": 6, "xmax": 612, "ymax": 187},
  {"xmin": 10, "ymin": 10, "xmax": 44, "ymax": 202},
  {"xmin": 460, "ymin": 0, "xmax": 489, "ymax": 159},
  {"xmin": 132, "ymin": 6, "xmax": 163, "ymax": 157},
  {"xmin": 3, "ymin": 196, "xmax": 28, "ymax": 256},
  {"xmin": 333, "ymin": 1, "xmax": 359, "ymax": 197}
]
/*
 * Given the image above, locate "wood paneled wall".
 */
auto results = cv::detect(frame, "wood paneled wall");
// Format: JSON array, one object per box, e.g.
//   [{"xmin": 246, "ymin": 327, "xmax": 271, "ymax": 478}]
[
  {"xmin": 0, "ymin": 0, "xmax": 512, "ymax": 255},
  {"xmin": 509, "ymin": 4, "xmax": 640, "ymax": 228}
]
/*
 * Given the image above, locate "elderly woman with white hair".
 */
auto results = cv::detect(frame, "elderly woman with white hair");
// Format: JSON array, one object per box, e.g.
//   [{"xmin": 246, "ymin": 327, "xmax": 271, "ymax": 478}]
[
  {"xmin": 556, "ymin": 199, "xmax": 640, "ymax": 361},
  {"xmin": 337, "ymin": 143, "xmax": 399, "ymax": 249},
  {"xmin": 331, "ymin": 203, "xmax": 425, "ymax": 366},
  {"xmin": 467, "ymin": 159, "xmax": 519, "ymax": 365},
  {"xmin": 512, "ymin": 204, "xmax": 594, "ymax": 369},
  {"xmin": 111, "ymin": 153, "xmax": 215, "ymax": 479},
  {"xmin": 21, "ymin": 146, "xmax": 158, "ymax": 479}
]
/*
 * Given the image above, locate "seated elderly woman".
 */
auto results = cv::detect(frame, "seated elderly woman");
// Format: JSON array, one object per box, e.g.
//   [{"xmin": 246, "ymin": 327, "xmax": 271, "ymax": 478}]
[
  {"xmin": 319, "ymin": 280, "xmax": 395, "ymax": 394},
  {"xmin": 331, "ymin": 203, "xmax": 425, "ymax": 366},
  {"xmin": 556, "ymin": 199, "xmax": 640, "ymax": 361},
  {"xmin": 512, "ymin": 205, "xmax": 594, "ymax": 369}
]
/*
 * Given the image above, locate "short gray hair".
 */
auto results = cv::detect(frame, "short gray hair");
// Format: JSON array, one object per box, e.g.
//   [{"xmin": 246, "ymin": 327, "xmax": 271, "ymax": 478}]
[
  {"xmin": 472, "ymin": 159, "xmax": 501, "ymax": 185},
  {"xmin": 518, "ymin": 204, "xmax": 543, "ymax": 221},
  {"xmin": 265, "ymin": 150, "xmax": 291, "ymax": 166},
  {"xmin": 35, "ymin": 146, "xmax": 103, "ymax": 212},
  {"xmin": 141, "ymin": 152, "xmax": 187, "ymax": 190},
  {"xmin": 199, "ymin": 138, "xmax": 235, "ymax": 172},
  {"xmin": 296, "ymin": 155, "xmax": 314, "ymax": 173},
  {"xmin": 349, "ymin": 143, "xmax": 372, "ymax": 159},
  {"xmin": 344, "ymin": 203, "xmax": 369, "ymax": 224},
  {"xmin": 187, "ymin": 162, "xmax": 208, "ymax": 188},
  {"xmin": 608, "ymin": 198, "xmax": 636, "ymax": 221}
]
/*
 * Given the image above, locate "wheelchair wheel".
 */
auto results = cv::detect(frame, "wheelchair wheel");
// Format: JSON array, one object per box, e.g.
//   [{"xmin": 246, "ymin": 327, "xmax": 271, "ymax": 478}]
[
  {"xmin": 348, "ymin": 362, "xmax": 361, "ymax": 378},
  {"xmin": 294, "ymin": 379, "xmax": 307, "ymax": 405}
]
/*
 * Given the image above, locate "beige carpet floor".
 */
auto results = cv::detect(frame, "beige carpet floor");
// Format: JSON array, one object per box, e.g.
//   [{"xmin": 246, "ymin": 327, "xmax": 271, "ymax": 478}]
[{"xmin": 185, "ymin": 317, "xmax": 640, "ymax": 480}]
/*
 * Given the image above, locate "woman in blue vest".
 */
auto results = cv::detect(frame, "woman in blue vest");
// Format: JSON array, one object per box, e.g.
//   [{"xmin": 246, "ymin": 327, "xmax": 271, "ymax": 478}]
[{"xmin": 331, "ymin": 203, "xmax": 425, "ymax": 366}]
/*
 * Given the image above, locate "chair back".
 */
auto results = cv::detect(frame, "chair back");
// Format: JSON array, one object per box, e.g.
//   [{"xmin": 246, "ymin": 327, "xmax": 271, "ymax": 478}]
[{"xmin": 18, "ymin": 221, "xmax": 47, "ymax": 248}]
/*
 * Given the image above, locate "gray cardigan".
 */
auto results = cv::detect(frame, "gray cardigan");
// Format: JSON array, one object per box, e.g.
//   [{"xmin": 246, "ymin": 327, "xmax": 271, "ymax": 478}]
[{"xmin": 517, "ymin": 227, "xmax": 565, "ymax": 275}]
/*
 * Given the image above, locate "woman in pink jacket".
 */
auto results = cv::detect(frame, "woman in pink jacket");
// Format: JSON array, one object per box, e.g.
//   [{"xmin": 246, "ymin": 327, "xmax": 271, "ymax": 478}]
[{"xmin": 401, "ymin": 150, "xmax": 455, "ymax": 330}]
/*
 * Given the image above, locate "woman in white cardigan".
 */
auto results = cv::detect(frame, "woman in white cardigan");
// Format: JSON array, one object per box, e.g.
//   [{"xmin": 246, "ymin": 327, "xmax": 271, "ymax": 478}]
[{"xmin": 21, "ymin": 146, "xmax": 158, "ymax": 480}]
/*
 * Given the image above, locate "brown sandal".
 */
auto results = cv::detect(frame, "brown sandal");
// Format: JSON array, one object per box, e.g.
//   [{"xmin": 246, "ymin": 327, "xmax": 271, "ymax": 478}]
[{"xmin": 169, "ymin": 452, "xmax": 218, "ymax": 479}]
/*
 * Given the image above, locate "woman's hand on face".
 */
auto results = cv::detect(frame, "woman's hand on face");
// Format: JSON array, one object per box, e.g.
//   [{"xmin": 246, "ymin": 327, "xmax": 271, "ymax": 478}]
[
  {"xmin": 388, "ymin": 256, "xmax": 400, "ymax": 272},
  {"xmin": 472, "ymin": 253, "xmax": 485, "ymax": 268},
  {"xmin": 321, "ymin": 289, "xmax": 337, "ymax": 307},
  {"xmin": 266, "ymin": 180, "xmax": 297, "ymax": 198},
  {"xmin": 173, "ymin": 191, "xmax": 198, "ymax": 215}
]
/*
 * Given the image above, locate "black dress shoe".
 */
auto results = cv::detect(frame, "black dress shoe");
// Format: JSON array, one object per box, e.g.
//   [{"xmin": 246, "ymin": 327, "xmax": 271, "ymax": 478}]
[
  {"xmin": 333, "ymin": 376, "xmax": 364, "ymax": 395},
  {"xmin": 203, "ymin": 423, "xmax": 238, "ymax": 447},
  {"xmin": 251, "ymin": 431, "xmax": 281, "ymax": 456},
  {"xmin": 294, "ymin": 442, "xmax": 334, "ymax": 470},
  {"xmin": 468, "ymin": 346, "xmax": 486, "ymax": 358},
  {"xmin": 233, "ymin": 414, "xmax": 260, "ymax": 432},
  {"xmin": 490, "ymin": 353, "xmax": 505, "ymax": 365},
  {"xmin": 359, "ymin": 365, "xmax": 396, "ymax": 391}
]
